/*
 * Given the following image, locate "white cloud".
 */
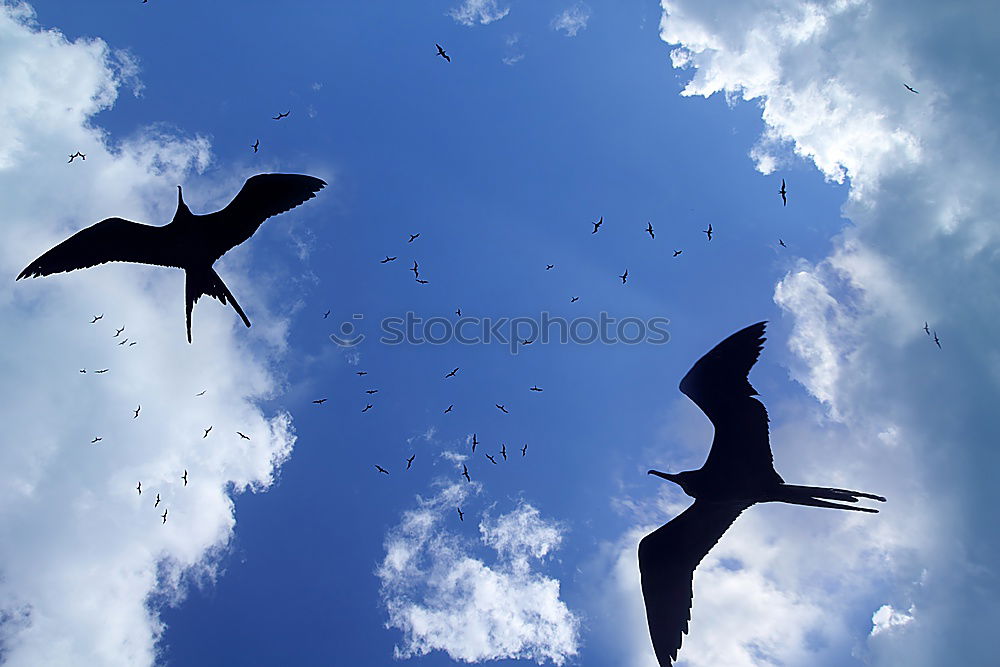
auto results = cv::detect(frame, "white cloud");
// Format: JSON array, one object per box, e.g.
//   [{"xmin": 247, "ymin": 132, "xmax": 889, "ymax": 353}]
[
  {"xmin": 551, "ymin": 4, "xmax": 591, "ymax": 37},
  {"xmin": 870, "ymin": 603, "xmax": 915, "ymax": 636},
  {"xmin": 449, "ymin": 0, "xmax": 510, "ymax": 27},
  {"xmin": 502, "ymin": 33, "xmax": 525, "ymax": 66},
  {"xmin": 640, "ymin": 0, "xmax": 1000, "ymax": 663},
  {"xmin": 0, "ymin": 5, "xmax": 306, "ymax": 665},
  {"xmin": 377, "ymin": 482, "xmax": 580, "ymax": 664}
]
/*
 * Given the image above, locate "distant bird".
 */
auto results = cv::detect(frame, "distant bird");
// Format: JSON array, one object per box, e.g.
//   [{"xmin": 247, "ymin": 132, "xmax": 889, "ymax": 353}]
[
  {"xmin": 472, "ymin": 433, "xmax": 478, "ymax": 452},
  {"xmin": 408, "ymin": 233, "xmax": 420, "ymax": 243},
  {"xmin": 933, "ymin": 331, "xmax": 941, "ymax": 349},
  {"xmin": 496, "ymin": 404, "xmax": 508, "ymax": 414},
  {"xmin": 445, "ymin": 367, "xmax": 459, "ymax": 378},
  {"xmin": 95, "ymin": 368, "xmax": 109, "ymax": 374},
  {"xmin": 136, "ymin": 482, "xmax": 142, "ymax": 495},
  {"xmin": 415, "ymin": 278, "xmax": 429, "ymax": 284},
  {"xmin": 272, "ymin": 111, "xmax": 290, "ymax": 120},
  {"xmin": 435, "ymin": 44, "xmax": 450, "ymax": 62},
  {"xmin": 462, "ymin": 464, "xmax": 471, "ymax": 482},
  {"xmin": 16, "ymin": 174, "xmax": 326, "ymax": 343},
  {"xmin": 154, "ymin": 493, "xmax": 160, "ymax": 508},
  {"xmin": 570, "ymin": 296, "xmax": 579, "ymax": 302},
  {"xmin": 128, "ymin": 341, "xmax": 136, "ymax": 346},
  {"xmin": 80, "ymin": 369, "xmax": 86, "ymax": 373},
  {"xmin": 455, "ymin": 308, "xmax": 462, "ymax": 316},
  {"xmin": 356, "ymin": 371, "xmax": 368, "ymax": 376},
  {"xmin": 673, "ymin": 250, "xmax": 682, "ymax": 257},
  {"xmin": 91, "ymin": 436, "xmax": 102, "ymax": 443},
  {"xmin": 362, "ymin": 404, "xmax": 373, "ymax": 412},
  {"xmin": 530, "ymin": 385, "xmax": 543, "ymax": 392},
  {"xmin": 521, "ymin": 443, "xmax": 527, "ymax": 457},
  {"xmin": 195, "ymin": 390, "xmax": 207, "ymax": 396},
  {"xmin": 380, "ymin": 256, "xmax": 397, "ymax": 264},
  {"xmin": 923, "ymin": 322, "xmax": 930, "ymax": 335},
  {"xmin": 592, "ymin": 216, "xmax": 603, "ymax": 234},
  {"xmin": 410, "ymin": 260, "xmax": 420, "ymax": 278},
  {"xmin": 182, "ymin": 470, "xmax": 188, "ymax": 486},
  {"xmin": 114, "ymin": 326, "xmax": 125, "ymax": 337},
  {"xmin": 903, "ymin": 83, "xmax": 919, "ymax": 94},
  {"xmin": 620, "ymin": 269, "xmax": 628, "ymax": 284},
  {"xmin": 375, "ymin": 464, "xmax": 389, "ymax": 475},
  {"xmin": 406, "ymin": 454, "xmax": 415, "ymax": 470},
  {"xmin": 778, "ymin": 239, "xmax": 787, "ymax": 248},
  {"xmin": 161, "ymin": 509, "xmax": 168, "ymax": 524},
  {"xmin": 366, "ymin": 389, "xmax": 378, "ymax": 395},
  {"xmin": 546, "ymin": 264, "xmax": 554, "ymax": 270},
  {"xmin": 639, "ymin": 322, "xmax": 884, "ymax": 666},
  {"xmin": 485, "ymin": 453, "xmax": 497, "ymax": 465},
  {"xmin": 118, "ymin": 338, "xmax": 129, "ymax": 346},
  {"xmin": 444, "ymin": 404, "xmax": 454, "ymax": 413},
  {"xmin": 323, "ymin": 310, "xmax": 330, "ymax": 319},
  {"xmin": 237, "ymin": 431, "xmax": 250, "ymax": 440},
  {"xmin": 646, "ymin": 222, "xmax": 655, "ymax": 239},
  {"xmin": 500, "ymin": 444, "xmax": 507, "ymax": 461},
  {"xmin": 251, "ymin": 139, "xmax": 259, "ymax": 153},
  {"xmin": 203, "ymin": 426, "xmax": 212, "ymax": 438},
  {"xmin": 313, "ymin": 398, "xmax": 328, "ymax": 404},
  {"xmin": 90, "ymin": 314, "xmax": 103, "ymax": 323},
  {"xmin": 457, "ymin": 507, "xmax": 464, "ymax": 521},
  {"xmin": 133, "ymin": 405, "xmax": 140, "ymax": 419},
  {"xmin": 68, "ymin": 151, "xmax": 86, "ymax": 163},
  {"xmin": 521, "ymin": 339, "xmax": 534, "ymax": 346},
  {"xmin": 703, "ymin": 224, "xmax": 713, "ymax": 240},
  {"xmin": 779, "ymin": 179, "xmax": 787, "ymax": 206}
]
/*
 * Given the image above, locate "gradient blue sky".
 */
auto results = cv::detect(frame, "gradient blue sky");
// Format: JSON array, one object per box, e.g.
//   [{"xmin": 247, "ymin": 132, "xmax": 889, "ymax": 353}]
[{"xmin": 2, "ymin": 1, "xmax": 996, "ymax": 666}]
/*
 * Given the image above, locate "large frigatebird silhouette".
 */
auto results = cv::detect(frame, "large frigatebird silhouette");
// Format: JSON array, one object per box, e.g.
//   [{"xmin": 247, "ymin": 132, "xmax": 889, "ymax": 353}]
[
  {"xmin": 16, "ymin": 174, "xmax": 326, "ymax": 342},
  {"xmin": 639, "ymin": 322, "xmax": 884, "ymax": 666}
]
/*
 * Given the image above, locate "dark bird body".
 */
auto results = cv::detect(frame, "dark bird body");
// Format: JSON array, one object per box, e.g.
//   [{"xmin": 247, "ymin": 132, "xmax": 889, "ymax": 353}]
[
  {"xmin": 592, "ymin": 216, "xmax": 603, "ymax": 234},
  {"xmin": 375, "ymin": 464, "xmax": 389, "ymax": 475},
  {"xmin": 570, "ymin": 296, "xmax": 579, "ymax": 302},
  {"xmin": 646, "ymin": 222, "xmax": 655, "ymax": 239},
  {"xmin": 237, "ymin": 431, "xmax": 250, "ymax": 440},
  {"xmin": 778, "ymin": 239, "xmax": 787, "ymax": 248},
  {"xmin": 154, "ymin": 493, "xmax": 160, "ymax": 508},
  {"xmin": 703, "ymin": 224, "xmax": 712, "ymax": 241},
  {"xmin": 904, "ymin": 83, "xmax": 919, "ymax": 94},
  {"xmin": 673, "ymin": 250, "xmax": 682, "ymax": 257},
  {"xmin": 381, "ymin": 256, "xmax": 397, "ymax": 264},
  {"xmin": 520, "ymin": 444, "xmax": 527, "ymax": 457},
  {"xmin": 496, "ymin": 404, "xmax": 508, "ymax": 414},
  {"xmin": 362, "ymin": 404, "xmax": 373, "ymax": 412},
  {"xmin": 620, "ymin": 270, "xmax": 628, "ymax": 284},
  {"xmin": 68, "ymin": 152, "xmax": 86, "ymax": 163},
  {"xmin": 485, "ymin": 453, "xmax": 497, "ymax": 465},
  {"xmin": 779, "ymin": 179, "xmax": 787, "ymax": 206},
  {"xmin": 182, "ymin": 470, "xmax": 188, "ymax": 486},
  {"xmin": 457, "ymin": 507, "xmax": 464, "ymax": 521},
  {"xmin": 445, "ymin": 367, "xmax": 459, "ymax": 378},
  {"xmin": 17, "ymin": 174, "xmax": 326, "ymax": 342},
  {"xmin": 272, "ymin": 111, "xmax": 289, "ymax": 120},
  {"xmin": 161, "ymin": 509, "xmax": 168, "ymax": 524},
  {"xmin": 251, "ymin": 139, "xmax": 259, "ymax": 153},
  {"xmin": 406, "ymin": 455, "xmax": 415, "ymax": 470},
  {"xmin": 923, "ymin": 322, "xmax": 930, "ymax": 335},
  {"xmin": 639, "ymin": 322, "xmax": 884, "ymax": 666},
  {"xmin": 933, "ymin": 331, "xmax": 941, "ymax": 348},
  {"xmin": 471, "ymin": 433, "xmax": 478, "ymax": 452},
  {"xmin": 462, "ymin": 464, "xmax": 471, "ymax": 482},
  {"xmin": 435, "ymin": 44, "xmax": 450, "ymax": 62},
  {"xmin": 444, "ymin": 404, "xmax": 454, "ymax": 413}
]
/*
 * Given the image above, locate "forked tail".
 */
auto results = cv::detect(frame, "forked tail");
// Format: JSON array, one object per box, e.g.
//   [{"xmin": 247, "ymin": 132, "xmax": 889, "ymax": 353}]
[
  {"xmin": 184, "ymin": 267, "xmax": 251, "ymax": 343},
  {"xmin": 774, "ymin": 484, "xmax": 886, "ymax": 513}
]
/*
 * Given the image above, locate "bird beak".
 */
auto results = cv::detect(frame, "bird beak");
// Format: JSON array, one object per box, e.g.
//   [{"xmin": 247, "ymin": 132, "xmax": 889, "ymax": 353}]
[{"xmin": 647, "ymin": 470, "xmax": 676, "ymax": 482}]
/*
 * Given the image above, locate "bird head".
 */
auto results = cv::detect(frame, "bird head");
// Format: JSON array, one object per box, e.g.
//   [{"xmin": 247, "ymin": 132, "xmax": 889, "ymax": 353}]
[
  {"xmin": 647, "ymin": 469, "xmax": 692, "ymax": 494},
  {"xmin": 173, "ymin": 185, "xmax": 192, "ymax": 220}
]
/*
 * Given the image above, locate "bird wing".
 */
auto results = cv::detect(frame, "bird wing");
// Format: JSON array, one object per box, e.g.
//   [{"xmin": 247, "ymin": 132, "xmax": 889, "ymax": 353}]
[
  {"xmin": 17, "ymin": 218, "xmax": 172, "ymax": 279},
  {"xmin": 678, "ymin": 322, "xmax": 779, "ymax": 480},
  {"xmin": 203, "ymin": 173, "xmax": 326, "ymax": 256},
  {"xmin": 639, "ymin": 500, "xmax": 750, "ymax": 666}
]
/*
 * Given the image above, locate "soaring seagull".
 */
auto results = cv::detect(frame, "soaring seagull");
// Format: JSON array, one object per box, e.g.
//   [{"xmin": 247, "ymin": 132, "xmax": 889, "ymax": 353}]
[
  {"xmin": 639, "ymin": 322, "xmax": 884, "ymax": 666},
  {"xmin": 16, "ymin": 174, "xmax": 326, "ymax": 342}
]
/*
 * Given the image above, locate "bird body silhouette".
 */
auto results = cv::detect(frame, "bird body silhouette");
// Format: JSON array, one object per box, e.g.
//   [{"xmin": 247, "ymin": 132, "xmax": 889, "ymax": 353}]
[
  {"xmin": 639, "ymin": 322, "xmax": 884, "ymax": 666},
  {"xmin": 17, "ymin": 174, "xmax": 326, "ymax": 342}
]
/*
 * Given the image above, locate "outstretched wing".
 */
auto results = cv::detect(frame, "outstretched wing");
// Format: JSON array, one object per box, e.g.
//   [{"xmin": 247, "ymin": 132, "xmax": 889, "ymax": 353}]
[
  {"xmin": 679, "ymin": 322, "xmax": 779, "ymax": 480},
  {"xmin": 16, "ymin": 218, "xmax": 171, "ymax": 279},
  {"xmin": 639, "ymin": 500, "xmax": 751, "ymax": 666},
  {"xmin": 203, "ymin": 174, "xmax": 326, "ymax": 256}
]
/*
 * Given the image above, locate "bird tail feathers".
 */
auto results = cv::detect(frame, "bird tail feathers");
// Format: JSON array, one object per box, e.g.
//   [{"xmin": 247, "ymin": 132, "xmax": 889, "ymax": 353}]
[
  {"xmin": 184, "ymin": 267, "xmax": 251, "ymax": 343},
  {"xmin": 774, "ymin": 484, "xmax": 885, "ymax": 513}
]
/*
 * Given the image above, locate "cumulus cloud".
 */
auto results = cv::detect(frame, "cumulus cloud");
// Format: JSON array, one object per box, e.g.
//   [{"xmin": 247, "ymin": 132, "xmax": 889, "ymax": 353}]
[
  {"xmin": 551, "ymin": 4, "xmax": 591, "ymax": 37},
  {"xmin": 624, "ymin": 0, "xmax": 1000, "ymax": 663},
  {"xmin": 449, "ymin": 0, "xmax": 510, "ymax": 27},
  {"xmin": 0, "ymin": 4, "xmax": 308, "ymax": 665},
  {"xmin": 377, "ymin": 482, "xmax": 580, "ymax": 664}
]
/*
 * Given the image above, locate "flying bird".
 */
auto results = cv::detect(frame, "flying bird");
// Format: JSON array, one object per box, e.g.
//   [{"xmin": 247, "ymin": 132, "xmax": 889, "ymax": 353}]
[
  {"xmin": 406, "ymin": 455, "xmax": 415, "ymax": 470},
  {"xmin": 128, "ymin": 341, "xmax": 137, "ymax": 347},
  {"xmin": 362, "ymin": 404, "xmax": 373, "ymax": 412},
  {"xmin": 95, "ymin": 368, "xmax": 109, "ymax": 374},
  {"xmin": 323, "ymin": 310, "xmax": 331, "ymax": 319},
  {"xmin": 203, "ymin": 426, "xmax": 212, "ymax": 438},
  {"xmin": 923, "ymin": 322, "xmax": 930, "ymax": 335},
  {"xmin": 455, "ymin": 308, "xmax": 462, "ymax": 316},
  {"xmin": 80, "ymin": 369, "xmax": 86, "ymax": 373},
  {"xmin": 570, "ymin": 296, "xmax": 579, "ymax": 302},
  {"xmin": 356, "ymin": 371, "xmax": 368, "ymax": 376},
  {"xmin": 779, "ymin": 179, "xmax": 787, "ymax": 206},
  {"xmin": 592, "ymin": 216, "xmax": 603, "ymax": 234},
  {"xmin": 410, "ymin": 260, "xmax": 420, "ymax": 277},
  {"xmin": 68, "ymin": 151, "xmax": 86, "ymax": 163},
  {"xmin": 415, "ymin": 278, "xmax": 429, "ymax": 284},
  {"xmin": 408, "ymin": 233, "xmax": 420, "ymax": 243},
  {"xmin": 195, "ymin": 390, "xmax": 207, "ymax": 396},
  {"xmin": 530, "ymin": 385, "xmax": 543, "ymax": 392},
  {"xmin": 444, "ymin": 404, "xmax": 454, "ymax": 413},
  {"xmin": 903, "ymin": 83, "xmax": 919, "ymax": 94},
  {"xmin": 16, "ymin": 174, "xmax": 326, "ymax": 342},
  {"xmin": 181, "ymin": 470, "xmax": 188, "ymax": 486},
  {"xmin": 457, "ymin": 507, "xmax": 464, "ymax": 521},
  {"xmin": 114, "ymin": 326, "xmax": 125, "ymax": 337},
  {"xmin": 546, "ymin": 264, "xmax": 554, "ymax": 270},
  {"xmin": 485, "ymin": 453, "xmax": 497, "ymax": 465},
  {"xmin": 501, "ymin": 444, "xmax": 507, "ymax": 461},
  {"xmin": 933, "ymin": 331, "xmax": 941, "ymax": 349},
  {"xmin": 471, "ymin": 433, "xmax": 478, "ymax": 453},
  {"xmin": 521, "ymin": 443, "xmax": 527, "ymax": 457},
  {"xmin": 778, "ymin": 239, "xmax": 786, "ymax": 248},
  {"xmin": 435, "ymin": 44, "xmax": 450, "ymax": 62},
  {"xmin": 90, "ymin": 314, "xmax": 103, "ymax": 323},
  {"xmin": 520, "ymin": 339, "xmax": 534, "ymax": 346},
  {"xmin": 118, "ymin": 338, "xmax": 129, "ymax": 346},
  {"xmin": 312, "ymin": 398, "xmax": 327, "ymax": 404},
  {"xmin": 646, "ymin": 222, "xmax": 655, "ymax": 239},
  {"xmin": 375, "ymin": 464, "xmax": 389, "ymax": 475},
  {"xmin": 237, "ymin": 431, "xmax": 250, "ymax": 440},
  {"xmin": 366, "ymin": 389, "xmax": 379, "ymax": 395},
  {"xmin": 154, "ymin": 493, "xmax": 160, "ymax": 508},
  {"xmin": 91, "ymin": 436, "xmax": 102, "ymax": 443},
  {"xmin": 673, "ymin": 250, "xmax": 682, "ymax": 257},
  {"xmin": 136, "ymin": 482, "xmax": 142, "ymax": 495},
  {"xmin": 496, "ymin": 404, "xmax": 508, "ymax": 414},
  {"xmin": 272, "ymin": 111, "xmax": 290, "ymax": 120},
  {"xmin": 462, "ymin": 464, "xmax": 471, "ymax": 482},
  {"xmin": 638, "ymin": 322, "xmax": 884, "ymax": 666},
  {"xmin": 620, "ymin": 270, "xmax": 628, "ymax": 284},
  {"xmin": 445, "ymin": 367, "xmax": 459, "ymax": 378},
  {"xmin": 703, "ymin": 224, "xmax": 713, "ymax": 241},
  {"xmin": 161, "ymin": 509, "xmax": 168, "ymax": 524},
  {"xmin": 133, "ymin": 405, "xmax": 140, "ymax": 419},
  {"xmin": 380, "ymin": 256, "xmax": 397, "ymax": 264},
  {"xmin": 251, "ymin": 139, "xmax": 259, "ymax": 153}
]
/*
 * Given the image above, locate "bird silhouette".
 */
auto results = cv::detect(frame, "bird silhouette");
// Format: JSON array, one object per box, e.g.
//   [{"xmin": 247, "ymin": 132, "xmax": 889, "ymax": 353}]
[
  {"xmin": 639, "ymin": 322, "xmax": 884, "ymax": 666},
  {"xmin": 444, "ymin": 404, "xmax": 454, "ymax": 413},
  {"xmin": 903, "ymin": 83, "xmax": 919, "ymax": 94},
  {"xmin": 366, "ymin": 389, "xmax": 378, "ymax": 395},
  {"xmin": 95, "ymin": 368, "xmax": 109, "ymax": 374},
  {"xmin": 521, "ymin": 443, "xmax": 527, "ymax": 457},
  {"xmin": 118, "ymin": 338, "xmax": 129, "ymax": 346},
  {"xmin": 457, "ymin": 507, "xmax": 464, "ymax": 521},
  {"xmin": 410, "ymin": 260, "xmax": 420, "ymax": 277},
  {"xmin": 68, "ymin": 151, "xmax": 86, "ymax": 163},
  {"xmin": 161, "ymin": 509, "xmax": 168, "ymax": 524},
  {"xmin": 80, "ymin": 369, "xmax": 86, "ymax": 373},
  {"xmin": 251, "ymin": 139, "xmax": 259, "ymax": 153},
  {"xmin": 203, "ymin": 426, "xmax": 212, "ymax": 438},
  {"xmin": 362, "ymin": 404, "xmax": 373, "ymax": 412},
  {"xmin": 114, "ymin": 326, "xmax": 125, "ymax": 337},
  {"xmin": 133, "ymin": 405, "xmax": 140, "ymax": 419},
  {"xmin": 496, "ymin": 404, "xmax": 508, "ymax": 414},
  {"xmin": 501, "ymin": 444, "xmax": 507, "ymax": 461},
  {"xmin": 272, "ymin": 111, "xmax": 290, "ymax": 120},
  {"xmin": 91, "ymin": 436, "xmax": 102, "ymax": 443},
  {"xmin": 471, "ymin": 433, "xmax": 478, "ymax": 453},
  {"xmin": 356, "ymin": 371, "xmax": 368, "ymax": 376},
  {"xmin": 435, "ymin": 44, "xmax": 451, "ymax": 62},
  {"xmin": 703, "ymin": 224, "xmax": 713, "ymax": 240},
  {"xmin": 646, "ymin": 222, "xmax": 655, "ymax": 239},
  {"xmin": 128, "ymin": 341, "xmax": 137, "ymax": 347},
  {"xmin": 90, "ymin": 314, "xmax": 103, "ymax": 323},
  {"xmin": 933, "ymin": 331, "xmax": 941, "ymax": 348},
  {"xmin": 923, "ymin": 322, "xmax": 930, "ymax": 335},
  {"xmin": 375, "ymin": 464, "xmax": 389, "ymax": 475},
  {"xmin": 485, "ymin": 453, "xmax": 497, "ymax": 465},
  {"xmin": 521, "ymin": 339, "xmax": 534, "ymax": 346},
  {"xmin": 182, "ymin": 470, "xmax": 188, "ymax": 486},
  {"xmin": 455, "ymin": 308, "xmax": 462, "ymax": 316},
  {"xmin": 154, "ymin": 493, "xmax": 160, "ymax": 508},
  {"xmin": 546, "ymin": 264, "xmax": 555, "ymax": 270},
  {"xmin": 312, "ymin": 398, "xmax": 327, "ymax": 404},
  {"xmin": 570, "ymin": 296, "xmax": 579, "ymax": 302},
  {"xmin": 530, "ymin": 385, "xmax": 543, "ymax": 392},
  {"xmin": 415, "ymin": 278, "xmax": 429, "ymax": 285},
  {"xmin": 195, "ymin": 390, "xmax": 207, "ymax": 396},
  {"xmin": 673, "ymin": 250, "xmax": 682, "ymax": 257},
  {"xmin": 136, "ymin": 482, "xmax": 142, "ymax": 495},
  {"xmin": 779, "ymin": 179, "xmax": 787, "ymax": 206},
  {"xmin": 237, "ymin": 431, "xmax": 250, "ymax": 440},
  {"xmin": 17, "ymin": 174, "xmax": 325, "ymax": 342},
  {"xmin": 323, "ymin": 310, "xmax": 331, "ymax": 319},
  {"xmin": 778, "ymin": 239, "xmax": 786, "ymax": 248},
  {"xmin": 445, "ymin": 367, "xmax": 459, "ymax": 378},
  {"xmin": 406, "ymin": 455, "xmax": 415, "ymax": 470},
  {"xmin": 380, "ymin": 256, "xmax": 397, "ymax": 264},
  {"xmin": 462, "ymin": 464, "xmax": 471, "ymax": 482},
  {"xmin": 408, "ymin": 233, "xmax": 420, "ymax": 243},
  {"xmin": 592, "ymin": 216, "xmax": 603, "ymax": 234},
  {"xmin": 620, "ymin": 270, "xmax": 628, "ymax": 284}
]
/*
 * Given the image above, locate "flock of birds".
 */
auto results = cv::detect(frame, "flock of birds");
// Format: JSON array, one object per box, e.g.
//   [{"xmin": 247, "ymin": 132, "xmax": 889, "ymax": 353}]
[{"xmin": 29, "ymin": 43, "xmax": 934, "ymax": 667}]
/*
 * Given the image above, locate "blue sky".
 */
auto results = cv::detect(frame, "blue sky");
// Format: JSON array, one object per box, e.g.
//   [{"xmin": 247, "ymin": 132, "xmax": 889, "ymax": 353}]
[{"xmin": 2, "ymin": 0, "xmax": 997, "ymax": 665}]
